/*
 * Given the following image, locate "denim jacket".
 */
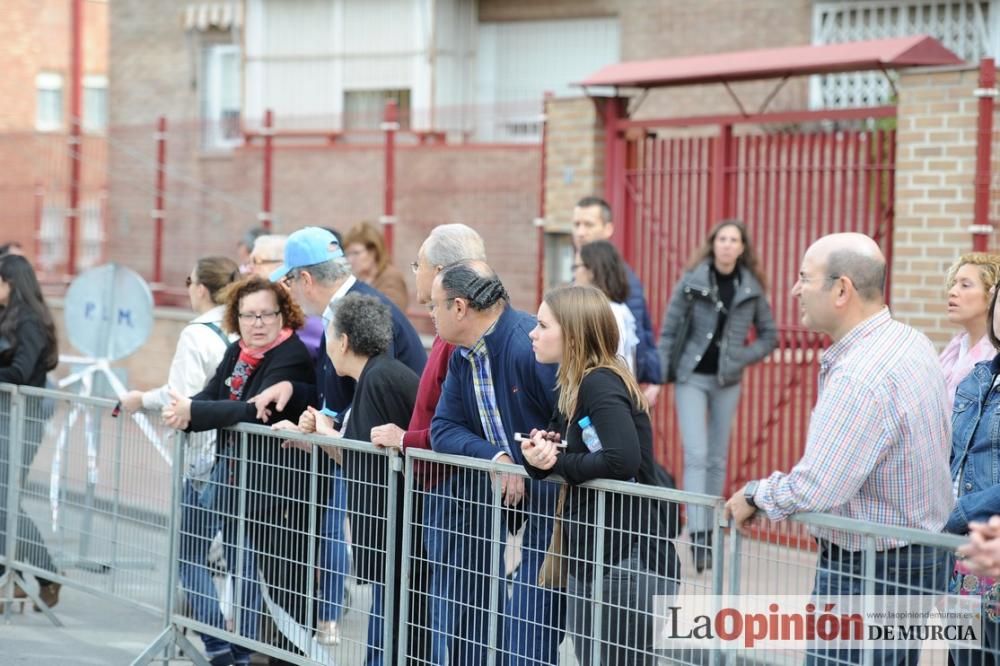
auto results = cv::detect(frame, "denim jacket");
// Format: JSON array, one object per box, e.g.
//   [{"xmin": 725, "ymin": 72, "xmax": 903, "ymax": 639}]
[{"xmin": 947, "ymin": 354, "xmax": 1000, "ymax": 534}]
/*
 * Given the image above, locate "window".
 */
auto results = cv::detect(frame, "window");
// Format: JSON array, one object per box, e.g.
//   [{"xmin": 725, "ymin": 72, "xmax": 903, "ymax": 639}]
[
  {"xmin": 343, "ymin": 89, "xmax": 411, "ymax": 130},
  {"xmin": 202, "ymin": 44, "xmax": 242, "ymax": 149},
  {"xmin": 35, "ymin": 72, "xmax": 64, "ymax": 132},
  {"xmin": 477, "ymin": 17, "xmax": 620, "ymax": 142},
  {"xmin": 812, "ymin": 1, "xmax": 995, "ymax": 108},
  {"xmin": 83, "ymin": 75, "xmax": 108, "ymax": 133}
]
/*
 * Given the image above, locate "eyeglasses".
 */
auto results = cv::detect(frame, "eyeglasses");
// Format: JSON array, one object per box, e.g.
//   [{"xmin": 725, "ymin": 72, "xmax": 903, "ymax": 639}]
[
  {"xmin": 185, "ymin": 276, "xmax": 194, "ymax": 287},
  {"xmin": 798, "ymin": 273, "xmax": 841, "ymax": 286},
  {"xmin": 252, "ymin": 257, "xmax": 282, "ymax": 266},
  {"xmin": 410, "ymin": 261, "xmax": 420, "ymax": 274},
  {"xmin": 237, "ymin": 311, "xmax": 281, "ymax": 325}
]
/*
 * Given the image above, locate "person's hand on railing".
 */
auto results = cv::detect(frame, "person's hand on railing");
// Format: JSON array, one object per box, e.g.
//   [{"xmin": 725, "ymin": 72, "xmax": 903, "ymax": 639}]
[
  {"xmin": 120, "ymin": 390, "xmax": 145, "ymax": 414},
  {"xmin": 724, "ymin": 484, "xmax": 759, "ymax": 533},
  {"xmin": 161, "ymin": 389, "xmax": 192, "ymax": 430},
  {"xmin": 493, "ymin": 453, "xmax": 525, "ymax": 507},
  {"xmin": 958, "ymin": 516, "xmax": 1000, "ymax": 577},
  {"xmin": 247, "ymin": 381, "xmax": 293, "ymax": 422},
  {"xmin": 371, "ymin": 423, "xmax": 406, "ymax": 451}
]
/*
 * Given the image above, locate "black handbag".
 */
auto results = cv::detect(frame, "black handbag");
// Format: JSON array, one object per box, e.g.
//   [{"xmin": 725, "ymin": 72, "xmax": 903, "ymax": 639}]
[{"xmin": 664, "ymin": 289, "xmax": 693, "ymax": 384}]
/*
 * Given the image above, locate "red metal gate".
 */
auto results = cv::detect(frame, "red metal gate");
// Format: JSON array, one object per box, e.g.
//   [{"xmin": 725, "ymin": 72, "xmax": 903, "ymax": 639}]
[{"xmin": 611, "ymin": 109, "xmax": 896, "ymax": 497}]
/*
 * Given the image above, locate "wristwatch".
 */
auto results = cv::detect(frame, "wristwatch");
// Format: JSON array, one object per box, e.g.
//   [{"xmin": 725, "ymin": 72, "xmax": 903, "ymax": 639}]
[{"xmin": 744, "ymin": 480, "xmax": 760, "ymax": 509}]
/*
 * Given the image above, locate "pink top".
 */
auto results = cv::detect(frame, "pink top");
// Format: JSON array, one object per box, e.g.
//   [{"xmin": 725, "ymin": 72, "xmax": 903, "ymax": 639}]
[{"xmin": 939, "ymin": 332, "xmax": 996, "ymax": 402}]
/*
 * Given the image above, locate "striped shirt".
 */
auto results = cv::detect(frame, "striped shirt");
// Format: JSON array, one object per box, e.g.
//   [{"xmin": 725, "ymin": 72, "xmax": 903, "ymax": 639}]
[
  {"xmin": 755, "ymin": 307, "xmax": 953, "ymax": 551},
  {"xmin": 459, "ymin": 321, "xmax": 513, "ymax": 461}
]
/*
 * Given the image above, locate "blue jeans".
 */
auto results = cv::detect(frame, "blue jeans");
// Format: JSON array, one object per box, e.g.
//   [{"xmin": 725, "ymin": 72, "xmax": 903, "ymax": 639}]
[
  {"xmin": 423, "ymin": 480, "xmax": 452, "ymax": 665},
  {"xmin": 318, "ymin": 465, "xmax": 349, "ymax": 623},
  {"xmin": 178, "ymin": 477, "xmax": 257, "ymax": 661},
  {"xmin": 806, "ymin": 542, "xmax": 947, "ymax": 666},
  {"xmin": 423, "ymin": 471, "xmax": 565, "ymax": 666}
]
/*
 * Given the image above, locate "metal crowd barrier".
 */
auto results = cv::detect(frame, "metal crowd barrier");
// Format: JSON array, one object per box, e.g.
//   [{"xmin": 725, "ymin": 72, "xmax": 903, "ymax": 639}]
[
  {"xmin": 1, "ymin": 383, "xmax": 174, "ymax": 628},
  {"xmin": 0, "ymin": 385, "xmax": 983, "ymax": 666}
]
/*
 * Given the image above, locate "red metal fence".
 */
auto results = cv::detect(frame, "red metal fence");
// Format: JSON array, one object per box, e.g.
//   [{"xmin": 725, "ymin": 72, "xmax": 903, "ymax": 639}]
[
  {"xmin": 613, "ymin": 112, "xmax": 896, "ymax": 496},
  {"xmin": 0, "ymin": 102, "xmax": 544, "ymax": 318}
]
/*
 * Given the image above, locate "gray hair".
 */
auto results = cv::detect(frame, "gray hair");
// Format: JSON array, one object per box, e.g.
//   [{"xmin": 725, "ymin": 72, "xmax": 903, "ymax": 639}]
[
  {"xmin": 423, "ymin": 224, "xmax": 487, "ymax": 267},
  {"xmin": 439, "ymin": 260, "xmax": 508, "ymax": 311},
  {"xmin": 252, "ymin": 234, "xmax": 287, "ymax": 262},
  {"xmin": 826, "ymin": 249, "xmax": 886, "ymax": 301},
  {"xmin": 292, "ymin": 256, "xmax": 352, "ymax": 285},
  {"xmin": 332, "ymin": 293, "xmax": 393, "ymax": 358}
]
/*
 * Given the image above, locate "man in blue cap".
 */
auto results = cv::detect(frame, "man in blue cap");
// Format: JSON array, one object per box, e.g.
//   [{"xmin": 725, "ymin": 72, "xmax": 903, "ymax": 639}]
[
  {"xmin": 251, "ymin": 226, "xmax": 426, "ymax": 650},
  {"xmin": 252, "ymin": 226, "xmax": 426, "ymax": 417}
]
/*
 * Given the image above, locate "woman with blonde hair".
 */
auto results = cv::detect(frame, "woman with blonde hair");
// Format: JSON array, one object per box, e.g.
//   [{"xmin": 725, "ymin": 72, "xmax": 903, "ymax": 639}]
[
  {"xmin": 940, "ymin": 252, "xmax": 1000, "ymax": 401},
  {"xmin": 522, "ymin": 285, "xmax": 678, "ymax": 666},
  {"xmin": 343, "ymin": 221, "xmax": 409, "ymax": 311}
]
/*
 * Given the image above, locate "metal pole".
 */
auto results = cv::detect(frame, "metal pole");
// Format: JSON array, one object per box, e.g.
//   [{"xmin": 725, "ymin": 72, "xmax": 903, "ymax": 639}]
[
  {"xmin": 589, "ymin": 489, "xmax": 606, "ymax": 666},
  {"xmin": 152, "ymin": 116, "xmax": 167, "ymax": 285},
  {"xmin": 380, "ymin": 100, "xmax": 399, "ymax": 255},
  {"xmin": 396, "ymin": 452, "xmax": 414, "ymax": 666},
  {"xmin": 66, "ymin": 0, "xmax": 84, "ymax": 276},
  {"xmin": 973, "ymin": 58, "xmax": 996, "ymax": 251},
  {"xmin": 2, "ymin": 389, "xmax": 24, "ymax": 622},
  {"xmin": 599, "ymin": 97, "xmax": 629, "ymax": 261},
  {"xmin": 535, "ymin": 92, "xmax": 552, "ymax": 308},
  {"xmin": 33, "ymin": 182, "xmax": 44, "ymax": 267},
  {"xmin": 382, "ymin": 451, "xmax": 399, "ymax": 665},
  {"xmin": 710, "ymin": 123, "xmax": 734, "ymax": 227},
  {"xmin": 260, "ymin": 109, "xmax": 273, "ymax": 232}
]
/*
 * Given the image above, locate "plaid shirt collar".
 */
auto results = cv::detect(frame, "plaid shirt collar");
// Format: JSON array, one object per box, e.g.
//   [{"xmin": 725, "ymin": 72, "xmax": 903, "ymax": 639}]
[
  {"xmin": 458, "ymin": 316, "xmax": 501, "ymax": 360},
  {"xmin": 820, "ymin": 307, "xmax": 891, "ymax": 374}
]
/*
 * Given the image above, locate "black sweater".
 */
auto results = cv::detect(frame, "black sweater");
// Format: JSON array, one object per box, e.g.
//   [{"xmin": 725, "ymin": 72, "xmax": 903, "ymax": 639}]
[
  {"xmin": 525, "ymin": 368, "xmax": 679, "ymax": 579},
  {"xmin": 341, "ymin": 353, "xmax": 419, "ymax": 582},
  {"xmin": 187, "ymin": 334, "xmax": 315, "ymax": 506}
]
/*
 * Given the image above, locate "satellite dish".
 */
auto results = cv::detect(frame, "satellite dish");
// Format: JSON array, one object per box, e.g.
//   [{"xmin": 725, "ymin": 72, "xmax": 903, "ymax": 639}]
[{"xmin": 64, "ymin": 264, "xmax": 154, "ymax": 360}]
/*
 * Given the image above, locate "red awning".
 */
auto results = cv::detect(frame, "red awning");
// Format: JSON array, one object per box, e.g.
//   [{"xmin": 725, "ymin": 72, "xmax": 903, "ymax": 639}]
[{"xmin": 579, "ymin": 35, "xmax": 963, "ymax": 89}]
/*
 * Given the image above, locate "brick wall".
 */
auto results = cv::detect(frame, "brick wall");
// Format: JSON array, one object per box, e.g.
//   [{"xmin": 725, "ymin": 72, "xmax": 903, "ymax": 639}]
[
  {"xmin": 892, "ymin": 65, "xmax": 980, "ymax": 348},
  {"xmin": 543, "ymin": 96, "xmax": 604, "ymax": 231}
]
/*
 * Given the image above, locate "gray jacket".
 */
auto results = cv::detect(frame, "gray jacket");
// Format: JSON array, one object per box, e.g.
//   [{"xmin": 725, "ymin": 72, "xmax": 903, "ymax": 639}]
[{"xmin": 657, "ymin": 261, "xmax": 778, "ymax": 387}]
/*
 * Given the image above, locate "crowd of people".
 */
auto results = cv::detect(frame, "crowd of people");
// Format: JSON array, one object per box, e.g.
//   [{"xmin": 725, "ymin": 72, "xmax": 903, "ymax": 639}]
[{"xmin": 9, "ymin": 201, "xmax": 1000, "ymax": 665}]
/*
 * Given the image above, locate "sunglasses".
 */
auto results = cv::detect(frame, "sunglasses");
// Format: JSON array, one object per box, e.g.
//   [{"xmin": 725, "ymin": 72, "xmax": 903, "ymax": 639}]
[{"xmin": 185, "ymin": 276, "xmax": 193, "ymax": 287}]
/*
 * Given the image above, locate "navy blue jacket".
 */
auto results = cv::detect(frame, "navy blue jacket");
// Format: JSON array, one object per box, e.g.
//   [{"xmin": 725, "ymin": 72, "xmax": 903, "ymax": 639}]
[
  {"xmin": 308, "ymin": 280, "xmax": 426, "ymax": 415},
  {"xmin": 431, "ymin": 306, "xmax": 557, "ymax": 462},
  {"xmin": 625, "ymin": 264, "xmax": 662, "ymax": 385}
]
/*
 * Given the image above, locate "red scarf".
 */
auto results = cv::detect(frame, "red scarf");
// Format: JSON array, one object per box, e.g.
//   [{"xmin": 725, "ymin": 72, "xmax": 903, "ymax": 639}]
[{"xmin": 226, "ymin": 328, "xmax": 294, "ymax": 400}]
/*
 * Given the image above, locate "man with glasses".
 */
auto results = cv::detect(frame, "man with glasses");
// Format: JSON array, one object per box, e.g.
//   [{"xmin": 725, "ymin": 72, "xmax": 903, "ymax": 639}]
[{"xmin": 724, "ymin": 232, "xmax": 953, "ymax": 666}]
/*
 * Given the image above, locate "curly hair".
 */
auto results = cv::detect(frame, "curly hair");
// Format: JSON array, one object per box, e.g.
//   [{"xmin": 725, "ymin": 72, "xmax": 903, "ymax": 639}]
[
  {"xmin": 332, "ymin": 293, "xmax": 393, "ymax": 358},
  {"xmin": 946, "ymin": 253, "xmax": 1000, "ymax": 295},
  {"xmin": 220, "ymin": 276, "xmax": 305, "ymax": 334}
]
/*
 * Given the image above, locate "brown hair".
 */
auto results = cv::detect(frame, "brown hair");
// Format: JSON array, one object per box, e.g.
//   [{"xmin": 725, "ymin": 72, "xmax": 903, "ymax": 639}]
[
  {"xmin": 543, "ymin": 285, "xmax": 647, "ymax": 419},
  {"xmin": 343, "ymin": 221, "xmax": 389, "ymax": 275},
  {"xmin": 220, "ymin": 276, "xmax": 305, "ymax": 334},
  {"xmin": 685, "ymin": 219, "xmax": 768, "ymax": 289},
  {"xmin": 194, "ymin": 256, "xmax": 240, "ymax": 304},
  {"xmin": 579, "ymin": 240, "xmax": 630, "ymax": 303}
]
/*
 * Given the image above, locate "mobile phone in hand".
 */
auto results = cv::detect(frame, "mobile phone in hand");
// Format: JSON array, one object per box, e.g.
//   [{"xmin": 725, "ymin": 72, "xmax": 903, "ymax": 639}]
[{"xmin": 514, "ymin": 432, "xmax": 567, "ymax": 448}]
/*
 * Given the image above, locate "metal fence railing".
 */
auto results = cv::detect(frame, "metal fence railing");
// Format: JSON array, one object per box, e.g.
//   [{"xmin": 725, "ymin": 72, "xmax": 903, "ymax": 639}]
[{"xmin": 0, "ymin": 384, "xmax": 984, "ymax": 665}]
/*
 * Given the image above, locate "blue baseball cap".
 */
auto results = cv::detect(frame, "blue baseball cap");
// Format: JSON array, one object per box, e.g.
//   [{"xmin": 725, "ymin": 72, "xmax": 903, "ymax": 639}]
[{"xmin": 270, "ymin": 227, "xmax": 344, "ymax": 282}]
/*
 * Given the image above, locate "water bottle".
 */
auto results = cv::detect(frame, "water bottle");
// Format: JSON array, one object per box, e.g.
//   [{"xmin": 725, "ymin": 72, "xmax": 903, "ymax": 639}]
[{"xmin": 578, "ymin": 416, "xmax": 603, "ymax": 453}]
